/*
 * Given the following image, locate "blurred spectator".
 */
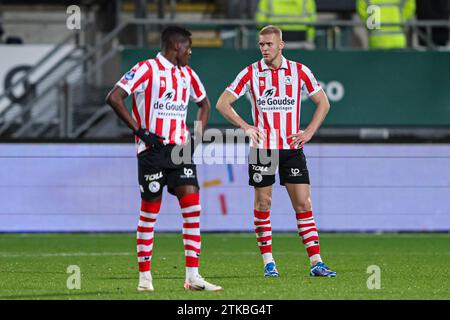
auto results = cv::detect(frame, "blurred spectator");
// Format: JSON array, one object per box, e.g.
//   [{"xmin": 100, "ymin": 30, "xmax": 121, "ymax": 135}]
[
  {"xmin": 357, "ymin": 0, "xmax": 415, "ymax": 49},
  {"xmin": 256, "ymin": 0, "xmax": 317, "ymax": 49}
]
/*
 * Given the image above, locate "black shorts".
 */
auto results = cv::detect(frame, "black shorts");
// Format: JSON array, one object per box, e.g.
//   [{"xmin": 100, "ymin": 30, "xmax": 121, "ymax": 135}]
[
  {"xmin": 138, "ymin": 143, "xmax": 199, "ymax": 200},
  {"xmin": 248, "ymin": 148, "xmax": 310, "ymax": 187}
]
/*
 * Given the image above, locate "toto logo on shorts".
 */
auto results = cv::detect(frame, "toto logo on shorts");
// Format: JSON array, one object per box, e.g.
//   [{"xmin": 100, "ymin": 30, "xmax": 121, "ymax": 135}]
[
  {"xmin": 290, "ymin": 168, "xmax": 302, "ymax": 177},
  {"xmin": 148, "ymin": 181, "xmax": 161, "ymax": 193},
  {"xmin": 181, "ymin": 168, "xmax": 194, "ymax": 179},
  {"xmin": 253, "ymin": 173, "xmax": 263, "ymax": 183}
]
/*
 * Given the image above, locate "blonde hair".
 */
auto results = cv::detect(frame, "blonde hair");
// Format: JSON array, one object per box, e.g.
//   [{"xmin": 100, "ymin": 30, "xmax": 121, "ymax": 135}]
[{"xmin": 259, "ymin": 25, "xmax": 283, "ymax": 40}]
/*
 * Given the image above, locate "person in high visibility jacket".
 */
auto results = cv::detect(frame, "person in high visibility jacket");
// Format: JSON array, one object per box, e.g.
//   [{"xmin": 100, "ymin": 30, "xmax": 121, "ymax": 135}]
[
  {"xmin": 357, "ymin": 0, "xmax": 416, "ymax": 49},
  {"xmin": 256, "ymin": 0, "xmax": 317, "ymax": 46}
]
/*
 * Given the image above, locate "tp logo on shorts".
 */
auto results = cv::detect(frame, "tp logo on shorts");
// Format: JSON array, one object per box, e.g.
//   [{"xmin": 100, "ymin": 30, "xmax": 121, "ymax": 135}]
[
  {"xmin": 182, "ymin": 168, "xmax": 194, "ymax": 178},
  {"xmin": 253, "ymin": 173, "xmax": 263, "ymax": 183},
  {"xmin": 290, "ymin": 168, "xmax": 302, "ymax": 177},
  {"xmin": 148, "ymin": 181, "xmax": 161, "ymax": 193}
]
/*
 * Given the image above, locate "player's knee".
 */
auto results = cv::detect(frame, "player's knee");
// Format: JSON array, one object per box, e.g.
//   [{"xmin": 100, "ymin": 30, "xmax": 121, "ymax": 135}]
[
  {"xmin": 295, "ymin": 198, "xmax": 312, "ymax": 213},
  {"xmin": 255, "ymin": 196, "xmax": 272, "ymax": 212}
]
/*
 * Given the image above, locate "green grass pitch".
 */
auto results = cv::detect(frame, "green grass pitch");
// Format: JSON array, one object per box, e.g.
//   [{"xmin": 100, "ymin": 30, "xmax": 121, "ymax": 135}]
[{"xmin": 0, "ymin": 233, "xmax": 449, "ymax": 300}]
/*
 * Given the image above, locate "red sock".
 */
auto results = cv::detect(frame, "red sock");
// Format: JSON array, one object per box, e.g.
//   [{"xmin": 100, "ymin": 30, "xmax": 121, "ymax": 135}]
[
  {"xmin": 296, "ymin": 211, "xmax": 321, "ymax": 260},
  {"xmin": 179, "ymin": 193, "xmax": 201, "ymax": 268},
  {"xmin": 254, "ymin": 210, "xmax": 273, "ymax": 259},
  {"xmin": 137, "ymin": 200, "xmax": 161, "ymax": 272}
]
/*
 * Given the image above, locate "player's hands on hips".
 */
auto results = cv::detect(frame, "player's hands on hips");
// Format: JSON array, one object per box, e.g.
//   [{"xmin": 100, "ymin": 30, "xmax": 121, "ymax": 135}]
[
  {"xmin": 134, "ymin": 128, "xmax": 165, "ymax": 150},
  {"xmin": 288, "ymin": 129, "xmax": 313, "ymax": 148},
  {"xmin": 241, "ymin": 124, "xmax": 266, "ymax": 145}
]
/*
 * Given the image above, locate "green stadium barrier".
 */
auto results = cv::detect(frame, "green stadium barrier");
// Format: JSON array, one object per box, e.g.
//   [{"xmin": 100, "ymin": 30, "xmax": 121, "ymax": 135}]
[{"xmin": 122, "ymin": 49, "xmax": 450, "ymax": 127}]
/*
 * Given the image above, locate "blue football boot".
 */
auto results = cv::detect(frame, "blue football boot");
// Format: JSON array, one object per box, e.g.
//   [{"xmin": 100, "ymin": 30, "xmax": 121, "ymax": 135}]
[
  {"xmin": 264, "ymin": 262, "xmax": 280, "ymax": 277},
  {"xmin": 310, "ymin": 262, "xmax": 337, "ymax": 277}
]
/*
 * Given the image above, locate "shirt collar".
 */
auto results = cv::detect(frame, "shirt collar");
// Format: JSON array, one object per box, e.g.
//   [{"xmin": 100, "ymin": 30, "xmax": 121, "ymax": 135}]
[
  {"xmin": 260, "ymin": 56, "xmax": 288, "ymax": 71},
  {"xmin": 156, "ymin": 52, "xmax": 175, "ymax": 69}
]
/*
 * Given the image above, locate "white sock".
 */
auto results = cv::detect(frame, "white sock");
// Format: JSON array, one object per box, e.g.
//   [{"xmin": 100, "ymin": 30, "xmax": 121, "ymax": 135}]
[
  {"xmin": 310, "ymin": 254, "xmax": 322, "ymax": 266},
  {"xmin": 262, "ymin": 253, "xmax": 274, "ymax": 266},
  {"xmin": 139, "ymin": 271, "xmax": 151, "ymax": 280},
  {"xmin": 186, "ymin": 267, "xmax": 199, "ymax": 280}
]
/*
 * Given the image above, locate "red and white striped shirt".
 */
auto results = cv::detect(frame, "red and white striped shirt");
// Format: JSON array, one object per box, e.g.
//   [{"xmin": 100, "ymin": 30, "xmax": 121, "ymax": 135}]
[
  {"xmin": 117, "ymin": 52, "xmax": 206, "ymax": 154},
  {"xmin": 227, "ymin": 56, "xmax": 322, "ymax": 149}
]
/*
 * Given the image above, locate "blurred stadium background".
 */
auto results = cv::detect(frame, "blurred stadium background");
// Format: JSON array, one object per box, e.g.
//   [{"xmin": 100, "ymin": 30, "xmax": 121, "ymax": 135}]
[
  {"xmin": 0, "ymin": 0, "xmax": 449, "ymax": 301},
  {"xmin": 0, "ymin": 0, "xmax": 449, "ymax": 233}
]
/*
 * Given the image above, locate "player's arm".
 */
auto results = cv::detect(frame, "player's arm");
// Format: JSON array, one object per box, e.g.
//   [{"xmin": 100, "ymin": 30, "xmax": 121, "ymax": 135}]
[
  {"xmin": 288, "ymin": 89, "xmax": 330, "ymax": 148},
  {"xmin": 188, "ymin": 67, "xmax": 211, "ymax": 136},
  {"xmin": 105, "ymin": 86, "xmax": 139, "ymax": 132},
  {"xmin": 105, "ymin": 86, "xmax": 164, "ymax": 147},
  {"xmin": 216, "ymin": 90, "xmax": 265, "ymax": 144},
  {"xmin": 195, "ymin": 96, "xmax": 211, "ymax": 135}
]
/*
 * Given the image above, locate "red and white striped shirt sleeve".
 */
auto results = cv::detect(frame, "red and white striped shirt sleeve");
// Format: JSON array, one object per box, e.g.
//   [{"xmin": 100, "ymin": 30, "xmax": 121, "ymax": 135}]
[
  {"xmin": 301, "ymin": 65, "xmax": 322, "ymax": 97},
  {"xmin": 116, "ymin": 61, "xmax": 151, "ymax": 95},
  {"xmin": 226, "ymin": 66, "xmax": 252, "ymax": 99},
  {"xmin": 187, "ymin": 67, "xmax": 207, "ymax": 103}
]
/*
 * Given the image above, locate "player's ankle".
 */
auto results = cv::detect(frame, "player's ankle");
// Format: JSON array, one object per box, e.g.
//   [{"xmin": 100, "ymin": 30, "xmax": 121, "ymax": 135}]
[
  {"xmin": 186, "ymin": 267, "xmax": 199, "ymax": 281},
  {"xmin": 310, "ymin": 255, "xmax": 323, "ymax": 267},
  {"xmin": 262, "ymin": 253, "xmax": 274, "ymax": 265},
  {"xmin": 139, "ymin": 271, "xmax": 152, "ymax": 280}
]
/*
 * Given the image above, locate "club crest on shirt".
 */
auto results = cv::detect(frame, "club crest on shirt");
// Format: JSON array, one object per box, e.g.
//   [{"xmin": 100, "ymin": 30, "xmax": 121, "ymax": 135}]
[
  {"xmin": 285, "ymin": 76, "xmax": 292, "ymax": 85},
  {"xmin": 181, "ymin": 78, "xmax": 187, "ymax": 89}
]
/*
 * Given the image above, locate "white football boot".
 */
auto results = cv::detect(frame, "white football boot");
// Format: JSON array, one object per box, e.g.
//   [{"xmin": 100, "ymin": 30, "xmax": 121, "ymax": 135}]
[
  {"xmin": 137, "ymin": 272, "xmax": 154, "ymax": 291},
  {"xmin": 184, "ymin": 274, "xmax": 223, "ymax": 291}
]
